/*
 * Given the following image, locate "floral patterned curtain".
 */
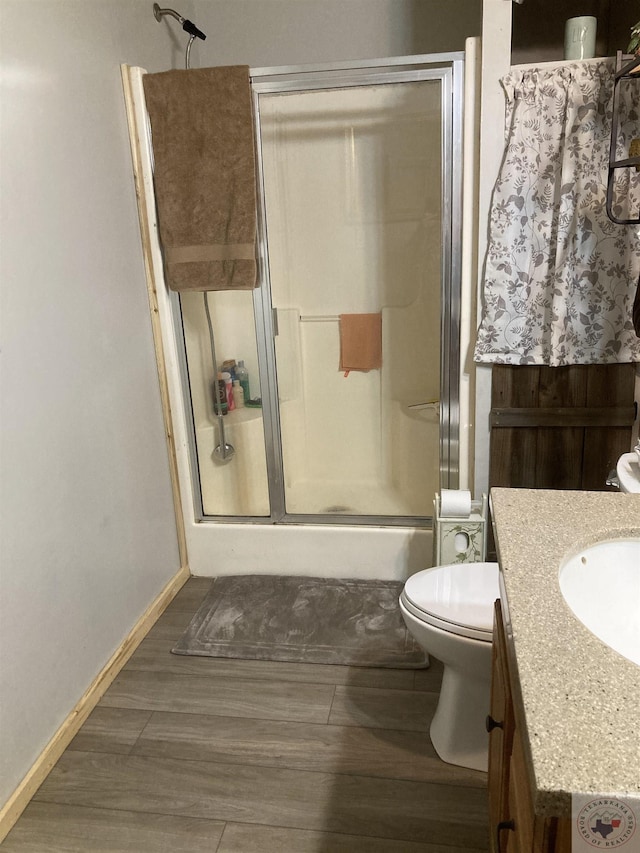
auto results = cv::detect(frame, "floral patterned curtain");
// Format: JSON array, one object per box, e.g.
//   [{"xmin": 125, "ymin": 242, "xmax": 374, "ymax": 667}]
[{"xmin": 474, "ymin": 59, "xmax": 640, "ymax": 366}]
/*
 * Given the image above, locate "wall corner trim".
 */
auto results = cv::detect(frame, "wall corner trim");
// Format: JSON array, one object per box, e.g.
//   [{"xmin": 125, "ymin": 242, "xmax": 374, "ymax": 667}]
[
  {"xmin": 121, "ymin": 63, "xmax": 189, "ymax": 569},
  {"xmin": 0, "ymin": 563, "xmax": 190, "ymax": 843}
]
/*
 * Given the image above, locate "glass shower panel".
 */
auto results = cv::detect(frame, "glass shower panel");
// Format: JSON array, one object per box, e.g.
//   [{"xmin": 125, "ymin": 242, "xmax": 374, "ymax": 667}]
[
  {"xmin": 260, "ymin": 81, "xmax": 442, "ymax": 517},
  {"xmin": 180, "ymin": 290, "xmax": 270, "ymax": 516}
]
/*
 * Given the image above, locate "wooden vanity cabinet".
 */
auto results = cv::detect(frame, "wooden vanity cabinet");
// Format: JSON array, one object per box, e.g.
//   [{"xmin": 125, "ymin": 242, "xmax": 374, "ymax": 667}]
[{"xmin": 488, "ymin": 601, "xmax": 572, "ymax": 853}]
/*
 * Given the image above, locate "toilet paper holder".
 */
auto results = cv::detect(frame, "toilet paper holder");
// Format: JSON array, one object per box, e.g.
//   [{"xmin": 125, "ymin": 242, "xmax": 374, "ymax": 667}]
[{"xmin": 433, "ymin": 493, "xmax": 488, "ymax": 565}]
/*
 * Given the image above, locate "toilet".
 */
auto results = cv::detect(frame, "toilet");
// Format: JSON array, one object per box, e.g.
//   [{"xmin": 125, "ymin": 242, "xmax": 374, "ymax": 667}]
[
  {"xmin": 616, "ymin": 446, "xmax": 640, "ymax": 493},
  {"xmin": 399, "ymin": 561, "xmax": 500, "ymax": 772}
]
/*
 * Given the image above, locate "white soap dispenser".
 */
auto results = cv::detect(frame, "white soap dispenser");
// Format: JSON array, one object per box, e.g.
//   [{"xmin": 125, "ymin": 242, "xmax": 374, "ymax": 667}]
[{"xmin": 233, "ymin": 379, "xmax": 245, "ymax": 408}]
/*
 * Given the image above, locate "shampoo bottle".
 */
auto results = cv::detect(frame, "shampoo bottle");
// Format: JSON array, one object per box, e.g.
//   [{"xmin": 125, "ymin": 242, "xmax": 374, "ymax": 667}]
[
  {"xmin": 221, "ymin": 359, "xmax": 237, "ymax": 381},
  {"xmin": 235, "ymin": 360, "xmax": 250, "ymax": 402},
  {"xmin": 233, "ymin": 379, "xmax": 245, "ymax": 408},
  {"xmin": 222, "ymin": 372, "xmax": 234, "ymax": 411},
  {"xmin": 214, "ymin": 372, "xmax": 228, "ymax": 415}
]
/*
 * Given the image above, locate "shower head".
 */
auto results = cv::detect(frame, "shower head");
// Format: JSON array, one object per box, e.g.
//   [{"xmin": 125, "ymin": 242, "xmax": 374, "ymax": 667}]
[
  {"xmin": 152, "ymin": 4, "xmax": 207, "ymax": 41},
  {"xmin": 153, "ymin": 3, "xmax": 206, "ymax": 69}
]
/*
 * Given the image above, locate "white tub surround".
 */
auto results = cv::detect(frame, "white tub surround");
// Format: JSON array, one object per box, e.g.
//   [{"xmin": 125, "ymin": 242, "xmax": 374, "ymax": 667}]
[{"xmin": 490, "ymin": 488, "xmax": 640, "ymax": 816}]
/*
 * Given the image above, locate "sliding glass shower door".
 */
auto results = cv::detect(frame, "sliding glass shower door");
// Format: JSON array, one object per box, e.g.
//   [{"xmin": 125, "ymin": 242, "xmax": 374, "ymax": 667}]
[
  {"xmin": 179, "ymin": 56, "xmax": 463, "ymax": 523},
  {"xmin": 254, "ymin": 59, "xmax": 462, "ymax": 521}
]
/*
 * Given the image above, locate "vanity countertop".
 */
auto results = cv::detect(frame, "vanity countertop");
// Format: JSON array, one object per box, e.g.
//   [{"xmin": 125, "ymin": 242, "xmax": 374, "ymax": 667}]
[{"xmin": 490, "ymin": 488, "xmax": 640, "ymax": 817}]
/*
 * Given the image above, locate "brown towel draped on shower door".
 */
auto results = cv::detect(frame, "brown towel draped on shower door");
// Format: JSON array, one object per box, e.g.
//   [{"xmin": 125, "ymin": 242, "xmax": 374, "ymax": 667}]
[{"xmin": 142, "ymin": 65, "xmax": 257, "ymax": 292}]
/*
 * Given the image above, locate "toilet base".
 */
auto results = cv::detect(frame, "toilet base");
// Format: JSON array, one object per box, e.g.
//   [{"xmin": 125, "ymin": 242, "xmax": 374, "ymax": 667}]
[
  {"xmin": 398, "ymin": 567, "xmax": 498, "ymax": 774},
  {"xmin": 430, "ymin": 664, "xmax": 490, "ymax": 772}
]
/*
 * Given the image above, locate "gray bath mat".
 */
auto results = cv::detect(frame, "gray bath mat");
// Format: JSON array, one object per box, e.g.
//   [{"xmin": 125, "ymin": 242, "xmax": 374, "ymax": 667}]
[{"xmin": 172, "ymin": 575, "xmax": 427, "ymax": 668}]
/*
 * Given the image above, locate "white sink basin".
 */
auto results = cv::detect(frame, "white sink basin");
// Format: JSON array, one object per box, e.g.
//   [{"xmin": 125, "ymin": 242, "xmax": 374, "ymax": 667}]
[{"xmin": 559, "ymin": 538, "xmax": 640, "ymax": 667}]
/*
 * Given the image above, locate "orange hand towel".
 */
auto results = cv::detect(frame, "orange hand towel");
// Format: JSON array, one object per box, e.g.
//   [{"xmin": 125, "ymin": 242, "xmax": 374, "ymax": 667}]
[{"xmin": 339, "ymin": 313, "xmax": 382, "ymax": 373}]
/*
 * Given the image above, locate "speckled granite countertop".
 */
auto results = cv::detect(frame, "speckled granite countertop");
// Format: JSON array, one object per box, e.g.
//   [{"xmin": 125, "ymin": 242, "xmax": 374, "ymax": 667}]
[{"xmin": 490, "ymin": 488, "xmax": 640, "ymax": 818}]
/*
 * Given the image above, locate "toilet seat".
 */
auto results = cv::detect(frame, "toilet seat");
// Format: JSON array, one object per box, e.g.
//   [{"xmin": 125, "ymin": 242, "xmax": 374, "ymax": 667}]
[{"xmin": 401, "ymin": 562, "xmax": 500, "ymax": 642}]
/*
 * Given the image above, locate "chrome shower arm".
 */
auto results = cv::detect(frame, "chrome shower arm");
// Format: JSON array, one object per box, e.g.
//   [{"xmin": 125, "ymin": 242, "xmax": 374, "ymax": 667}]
[
  {"xmin": 152, "ymin": 4, "xmax": 206, "ymax": 70},
  {"xmin": 153, "ymin": 4, "xmax": 183, "ymax": 24},
  {"xmin": 153, "ymin": 4, "xmax": 207, "ymax": 41}
]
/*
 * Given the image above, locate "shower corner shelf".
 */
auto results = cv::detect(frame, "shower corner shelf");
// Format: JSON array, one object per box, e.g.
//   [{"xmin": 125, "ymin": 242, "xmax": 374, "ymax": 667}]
[{"xmin": 211, "ymin": 408, "xmax": 263, "ymax": 426}]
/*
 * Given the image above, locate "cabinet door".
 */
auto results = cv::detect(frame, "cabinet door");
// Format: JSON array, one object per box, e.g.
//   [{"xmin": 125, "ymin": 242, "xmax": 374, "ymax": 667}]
[
  {"xmin": 489, "ymin": 601, "xmax": 515, "ymax": 845},
  {"xmin": 507, "ymin": 729, "xmax": 535, "ymax": 852},
  {"xmin": 548, "ymin": 815, "xmax": 572, "ymax": 853},
  {"xmin": 533, "ymin": 813, "xmax": 573, "ymax": 853},
  {"xmin": 489, "ymin": 599, "xmax": 573, "ymax": 853}
]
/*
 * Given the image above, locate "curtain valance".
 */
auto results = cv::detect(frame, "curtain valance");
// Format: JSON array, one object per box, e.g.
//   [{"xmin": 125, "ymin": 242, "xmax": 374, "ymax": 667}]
[{"xmin": 474, "ymin": 59, "xmax": 640, "ymax": 366}]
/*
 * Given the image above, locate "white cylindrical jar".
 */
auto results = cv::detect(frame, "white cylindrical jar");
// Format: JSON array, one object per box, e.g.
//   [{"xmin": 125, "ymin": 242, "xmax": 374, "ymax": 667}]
[{"xmin": 564, "ymin": 16, "xmax": 597, "ymax": 60}]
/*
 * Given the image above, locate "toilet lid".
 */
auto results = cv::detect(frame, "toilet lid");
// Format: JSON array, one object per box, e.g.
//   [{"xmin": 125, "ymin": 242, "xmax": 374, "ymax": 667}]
[{"xmin": 402, "ymin": 562, "xmax": 500, "ymax": 640}]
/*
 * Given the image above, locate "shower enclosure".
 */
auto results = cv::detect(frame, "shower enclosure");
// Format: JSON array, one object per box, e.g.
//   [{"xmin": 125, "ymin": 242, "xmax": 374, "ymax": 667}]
[
  {"xmin": 123, "ymin": 48, "xmax": 476, "ymax": 575},
  {"xmin": 178, "ymin": 54, "xmax": 465, "ymax": 526}
]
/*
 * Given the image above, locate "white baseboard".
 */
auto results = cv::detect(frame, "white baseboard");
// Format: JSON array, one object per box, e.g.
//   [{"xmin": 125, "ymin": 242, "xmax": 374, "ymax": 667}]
[{"xmin": 0, "ymin": 564, "xmax": 190, "ymax": 843}]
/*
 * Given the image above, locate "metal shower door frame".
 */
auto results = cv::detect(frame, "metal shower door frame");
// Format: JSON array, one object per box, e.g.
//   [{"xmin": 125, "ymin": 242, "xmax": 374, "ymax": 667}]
[
  {"xmin": 251, "ymin": 54, "xmax": 464, "ymax": 527},
  {"xmin": 175, "ymin": 53, "xmax": 464, "ymax": 526}
]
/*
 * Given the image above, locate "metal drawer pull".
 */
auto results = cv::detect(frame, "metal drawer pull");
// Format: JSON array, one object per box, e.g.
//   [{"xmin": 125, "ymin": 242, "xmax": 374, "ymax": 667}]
[
  {"xmin": 495, "ymin": 819, "xmax": 515, "ymax": 852},
  {"xmin": 486, "ymin": 714, "xmax": 504, "ymax": 732}
]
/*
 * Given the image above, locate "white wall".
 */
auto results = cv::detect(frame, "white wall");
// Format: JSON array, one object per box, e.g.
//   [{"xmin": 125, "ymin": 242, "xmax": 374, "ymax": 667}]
[
  {"xmin": 191, "ymin": 0, "xmax": 481, "ymax": 67},
  {"xmin": 0, "ymin": 1, "xmax": 188, "ymax": 810}
]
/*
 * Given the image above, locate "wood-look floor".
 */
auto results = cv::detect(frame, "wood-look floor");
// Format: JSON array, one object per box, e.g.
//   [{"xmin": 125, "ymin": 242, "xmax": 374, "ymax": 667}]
[{"xmin": 2, "ymin": 578, "xmax": 490, "ymax": 853}]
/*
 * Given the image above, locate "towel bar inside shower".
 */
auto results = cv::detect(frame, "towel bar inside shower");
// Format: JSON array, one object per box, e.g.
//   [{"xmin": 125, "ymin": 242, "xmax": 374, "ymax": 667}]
[{"xmin": 298, "ymin": 314, "xmax": 340, "ymax": 322}]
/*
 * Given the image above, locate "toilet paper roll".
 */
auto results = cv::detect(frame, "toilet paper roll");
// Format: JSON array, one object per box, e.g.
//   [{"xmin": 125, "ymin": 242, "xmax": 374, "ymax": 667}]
[{"xmin": 440, "ymin": 489, "xmax": 472, "ymax": 518}]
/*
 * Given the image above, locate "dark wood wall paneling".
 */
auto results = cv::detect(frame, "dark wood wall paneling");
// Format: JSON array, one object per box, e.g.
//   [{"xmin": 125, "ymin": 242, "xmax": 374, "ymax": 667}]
[{"xmin": 489, "ymin": 364, "xmax": 636, "ymax": 491}]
